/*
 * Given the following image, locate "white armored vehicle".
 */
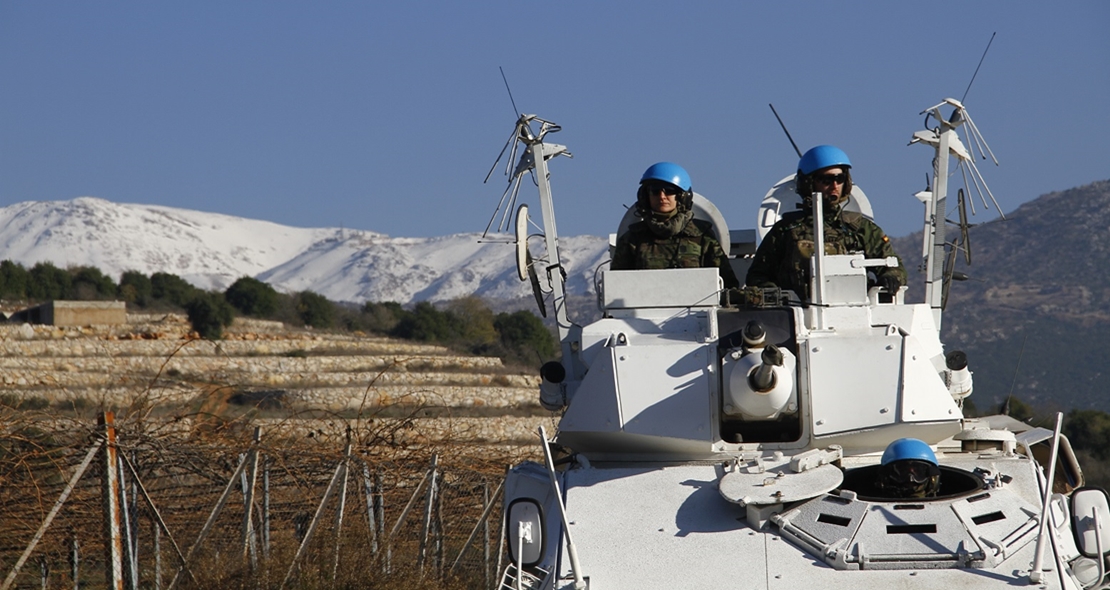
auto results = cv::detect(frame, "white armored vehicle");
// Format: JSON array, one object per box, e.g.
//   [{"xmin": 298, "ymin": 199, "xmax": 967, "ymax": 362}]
[{"xmin": 491, "ymin": 100, "xmax": 1110, "ymax": 590}]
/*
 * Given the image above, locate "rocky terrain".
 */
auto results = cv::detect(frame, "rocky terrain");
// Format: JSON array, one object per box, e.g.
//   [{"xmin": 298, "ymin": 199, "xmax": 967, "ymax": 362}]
[{"xmin": 0, "ymin": 313, "xmax": 557, "ymax": 446}]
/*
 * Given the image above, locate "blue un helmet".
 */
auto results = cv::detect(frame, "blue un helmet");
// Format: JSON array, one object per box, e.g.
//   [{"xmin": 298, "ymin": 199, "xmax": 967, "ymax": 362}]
[
  {"xmin": 878, "ymin": 438, "xmax": 941, "ymax": 499},
  {"xmin": 796, "ymin": 145, "xmax": 853, "ymax": 203},
  {"xmin": 638, "ymin": 162, "xmax": 693, "ymax": 212},
  {"xmin": 798, "ymin": 145, "xmax": 852, "ymax": 175},
  {"xmin": 882, "ymin": 438, "xmax": 937, "ymax": 466},
  {"xmin": 641, "ymin": 162, "xmax": 692, "ymax": 191}
]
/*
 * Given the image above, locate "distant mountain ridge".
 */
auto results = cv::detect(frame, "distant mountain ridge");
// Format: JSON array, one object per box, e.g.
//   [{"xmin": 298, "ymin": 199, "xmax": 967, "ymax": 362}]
[
  {"xmin": 891, "ymin": 179, "xmax": 1110, "ymax": 412},
  {"xmin": 0, "ymin": 197, "xmax": 609, "ymax": 305}
]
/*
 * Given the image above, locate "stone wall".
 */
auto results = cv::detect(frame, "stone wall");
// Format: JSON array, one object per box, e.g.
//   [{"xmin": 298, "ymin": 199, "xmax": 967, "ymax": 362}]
[{"xmin": 0, "ymin": 313, "xmax": 549, "ymax": 443}]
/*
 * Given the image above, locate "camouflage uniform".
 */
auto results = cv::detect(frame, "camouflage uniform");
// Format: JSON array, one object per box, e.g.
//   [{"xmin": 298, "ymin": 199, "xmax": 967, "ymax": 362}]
[
  {"xmin": 745, "ymin": 207, "xmax": 906, "ymax": 300},
  {"xmin": 611, "ymin": 214, "xmax": 740, "ymax": 289}
]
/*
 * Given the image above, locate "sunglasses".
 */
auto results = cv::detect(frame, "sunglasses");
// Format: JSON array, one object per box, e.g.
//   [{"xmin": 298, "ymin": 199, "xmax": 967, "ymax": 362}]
[
  {"xmin": 883, "ymin": 460, "xmax": 940, "ymax": 485},
  {"xmin": 642, "ymin": 182, "xmax": 681, "ymax": 196},
  {"xmin": 813, "ymin": 173, "xmax": 847, "ymax": 186}
]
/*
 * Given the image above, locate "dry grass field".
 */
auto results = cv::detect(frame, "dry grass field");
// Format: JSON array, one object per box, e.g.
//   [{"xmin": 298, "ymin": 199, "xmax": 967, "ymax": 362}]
[{"xmin": 0, "ymin": 314, "xmax": 556, "ymax": 589}]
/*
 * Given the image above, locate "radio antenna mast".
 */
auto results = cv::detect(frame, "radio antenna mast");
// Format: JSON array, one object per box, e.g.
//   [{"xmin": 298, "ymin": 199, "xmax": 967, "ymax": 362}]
[
  {"xmin": 500, "ymin": 66, "xmax": 521, "ymax": 117},
  {"xmin": 769, "ymin": 104, "xmax": 803, "ymax": 158},
  {"xmin": 961, "ymin": 32, "xmax": 996, "ymax": 104}
]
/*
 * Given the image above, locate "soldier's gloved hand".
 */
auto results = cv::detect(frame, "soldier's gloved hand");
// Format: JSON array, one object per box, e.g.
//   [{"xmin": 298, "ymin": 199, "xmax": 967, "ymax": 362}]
[{"xmin": 879, "ymin": 273, "xmax": 902, "ymax": 293}]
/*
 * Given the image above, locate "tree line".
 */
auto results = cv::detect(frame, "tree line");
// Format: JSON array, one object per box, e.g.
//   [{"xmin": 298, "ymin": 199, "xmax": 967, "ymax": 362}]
[{"xmin": 0, "ymin": 260, "xmax": 555, "ymax": 368}]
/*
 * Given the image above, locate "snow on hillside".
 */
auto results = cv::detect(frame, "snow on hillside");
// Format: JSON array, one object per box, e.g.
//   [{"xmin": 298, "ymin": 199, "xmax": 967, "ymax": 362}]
[{"xmin": 0, "ymin": 197, "xmax": 610, "ymax": 304}]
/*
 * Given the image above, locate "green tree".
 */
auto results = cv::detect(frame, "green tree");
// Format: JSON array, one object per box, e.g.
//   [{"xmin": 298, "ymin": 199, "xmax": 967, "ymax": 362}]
[
  {"xmin": 1065, "ymin": 409, "xmax": 1110, "ymax": 461},
  {"xmin": 69, "ymin": 266, "xmax": 117, "ymax": 300},
  {"xmin": 27, "ymin": 262, "xmax": 71, "ymax": 301},
  {"xmin": 446, "ymin": 296, "xmax": 497, "ymax": 346},
  {"xmin": 296, "ymin": 291, "xmax": 334, "ymax": 329},
  {"xmin": 225, "ymin": 276, "xmax": 280, "ymax": 317},
  {"xmin": 0, "ymin": 260, "xmax": 29, "ymax": 300},
  {"xmin": 391, "ymin": 301, "xmax": 454, "ymax": 342},
  {"xmin": 494, "ymin": 310, "xmax": 556, "ymax": 364},
  {"xmin": 118, "ymin": 271, "xmax": 153, "ymax": 306},
  {"xmin": 185, "ymin": 292, "xmax": 235, "ymax": 339},
  {"xmin": 150, "ymin": 272, "xmax": 198, "ymax": 307},
  {"xmin": 360, "ymin": 301, "xmax": 405, "ymax": 334}
]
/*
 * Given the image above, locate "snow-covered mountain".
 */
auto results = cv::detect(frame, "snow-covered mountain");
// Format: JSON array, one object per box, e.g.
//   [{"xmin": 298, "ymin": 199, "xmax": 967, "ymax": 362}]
[{"xmin": 0, "ymin": 197, "xmax": 610, "ymax": 304}]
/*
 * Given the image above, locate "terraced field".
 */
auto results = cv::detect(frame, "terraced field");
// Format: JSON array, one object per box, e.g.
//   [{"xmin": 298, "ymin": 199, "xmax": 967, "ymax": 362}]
[{"xmin": 0, "ymin": 313, "xmax": 557, "ymax": 445}]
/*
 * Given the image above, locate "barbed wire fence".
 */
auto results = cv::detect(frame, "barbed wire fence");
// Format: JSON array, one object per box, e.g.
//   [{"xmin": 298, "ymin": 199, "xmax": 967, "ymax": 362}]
[{"xmin": 0, "ymin": 410, "xmax": 525, "ymax": 590}]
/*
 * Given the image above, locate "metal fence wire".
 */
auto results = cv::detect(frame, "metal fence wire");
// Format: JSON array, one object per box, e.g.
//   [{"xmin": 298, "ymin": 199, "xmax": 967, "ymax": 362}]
[{"xmin": 0, "ymin": 412, "xmax": 519, "ymax": 590}]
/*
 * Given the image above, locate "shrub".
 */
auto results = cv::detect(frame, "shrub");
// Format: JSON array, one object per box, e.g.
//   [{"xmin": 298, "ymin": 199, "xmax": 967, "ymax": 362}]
[
  {"xmin": 119, "ymin": 270, "xmax": 153, "ymax": 306},
  {"xmin": 225, "ymin": 276, "xmax": 280, "ymax": 317},
  {"xmin": 185, "ymin": 292, "xmax": 235, "ymax": 339},
  {"xmin": 296, "ymin": 290, "xmax": 334, "ymax": 329},
  {"xmin": 27, "ymin": 262, "xmax": 71, "ymax": 301},
  {"xmin": 70, "ymin": 266, "xmax": 118, "ymax": 300},
  {"xmin": 494, "ymin": 310, "xmax": 556, "ymax": 365},
  {"xmin": 0, "ymin": 260, "xmax": 30, "ymax": 299},
  {"xmin": 446, "ymin": 296, "xmax": 498, "ymax": 346},
  {"xmin": 151, "ymin": 272, "xmax": 198, "ymax": 308},
  {"xmin": 361, "ymin": 301, "xmax": 405, "ymax": 334},
  {"xmin": 391, "ymin": 301, "xmax": 454, "ymax": 342},
  {"xmin": 1066, "ymin": 409, "xmax": 1110, "ymax": 462}
]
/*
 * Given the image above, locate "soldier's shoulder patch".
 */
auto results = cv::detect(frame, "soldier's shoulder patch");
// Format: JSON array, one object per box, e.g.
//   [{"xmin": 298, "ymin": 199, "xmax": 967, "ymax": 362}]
[{"xmin": 882, "ymin": 235, "xmax": 890, "ymax": 243}]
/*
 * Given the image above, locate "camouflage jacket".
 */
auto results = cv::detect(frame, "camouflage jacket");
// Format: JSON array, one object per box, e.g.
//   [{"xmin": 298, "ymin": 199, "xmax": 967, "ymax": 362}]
[
  {"xmin": 745, "ymin": 208, "xmax": 906, "ymax": 300},
  {"xmin": 611, "ymin": 218, "xmax": 740, "ymax": 289}
]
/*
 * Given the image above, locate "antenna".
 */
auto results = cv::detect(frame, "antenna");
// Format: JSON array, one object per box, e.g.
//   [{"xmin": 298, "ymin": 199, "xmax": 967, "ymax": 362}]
[
  {"xmin": 483, "ymin": 67, "xmax": 525, "ymax": 186},
  {"xmin": 769, "ymin": 104, "xmax": 803, "ymax": 158},
  {"xmin": 500, "ymin": 66, "xmax": 521, "ymax": 117},
  {"xmin": 961, "ymin": 32, "xmax": 996, "ymax": 104}
]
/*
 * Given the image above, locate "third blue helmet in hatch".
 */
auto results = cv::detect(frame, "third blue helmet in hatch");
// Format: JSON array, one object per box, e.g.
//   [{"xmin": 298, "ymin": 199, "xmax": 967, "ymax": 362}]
[
  {"xmin": 881, "ymin": 438, "xmax": 938, "ymax": 466},
  {"xmin": 640, "ymin": 162, "xmax": 692, "ymax": 192},
  {"xmin": 798, "ymin": 145, "xmax": 852, "ymax": 175}
]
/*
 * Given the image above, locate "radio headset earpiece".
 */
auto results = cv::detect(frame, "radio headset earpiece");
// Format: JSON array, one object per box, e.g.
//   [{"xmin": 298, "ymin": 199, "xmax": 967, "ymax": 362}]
[
  {"xmin": 795, "ymin": 170, "xmax": 812, "ymax": 201},
  {"xmin": 677, "ymin": 188, "xmax": 693, "ymax": 211}
]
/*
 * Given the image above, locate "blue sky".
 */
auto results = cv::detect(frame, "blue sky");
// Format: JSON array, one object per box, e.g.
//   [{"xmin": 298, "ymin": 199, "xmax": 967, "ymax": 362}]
[{"xmin": 2, "ymin": 2, "xmax": 1107, "ymax": 241}]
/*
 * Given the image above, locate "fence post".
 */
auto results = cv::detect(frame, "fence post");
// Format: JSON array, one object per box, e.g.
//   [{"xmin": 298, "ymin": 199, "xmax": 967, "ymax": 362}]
[
  {"xmin": 331, "ymin": 432, "xmax": 353, "ymax": 581},
  {"xmin": 242, "ymin": 427, "xmax": 261, "ymax": 570},
  {"xmin": 70, "ymin": 533, "xmax": 79, "ymax": 590},
  {"xmin": 361, "ymin": 462, "xmax": 377, "ymax": 555},
  {"xmin": 129, "ymin": 451, "xmax": 140, "ymax": 589},
  {"xmin": 484, "ymin": 481, "xmax": 491, "ymax": 589},
  {"xmin": 118, "ymin": 455, "xmax": 137, "ymax": 590},
  {"xmin": 153, "ymin": 520, "xmax": 162, "ymax": 590},
  {"xmin": 435, "ymin": 478, "xmax": 444, "ymax": 577},
  {"xmin": 418, "ymin": 454, "xmax": 439, "ymax": 573},
  {"xmin": 263, "ymin": 456, "xmax": 271, "ymax": 559},
  {"xmin": 101, "ymin": 412, "xmax": 126, "ymax": 590},
  {"xmin": 374, "ymin": 471, "xmax": 385, "ymax": 569}
]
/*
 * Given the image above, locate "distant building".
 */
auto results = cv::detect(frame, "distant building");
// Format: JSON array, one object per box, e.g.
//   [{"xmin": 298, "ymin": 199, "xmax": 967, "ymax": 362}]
[{"xmin": 9, "ymin": 300, "xmax": 126, "ymax": 326}]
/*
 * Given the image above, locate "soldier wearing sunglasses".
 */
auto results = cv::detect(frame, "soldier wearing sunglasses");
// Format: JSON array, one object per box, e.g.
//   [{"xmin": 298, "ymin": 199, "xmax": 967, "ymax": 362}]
[
  {"xmin": 611, "ymin": 162, "xmax": 739, "ymax": 289},
  {"xmin": 745, "ymin": 145, "xmax": 906, "ymax": 300}
]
